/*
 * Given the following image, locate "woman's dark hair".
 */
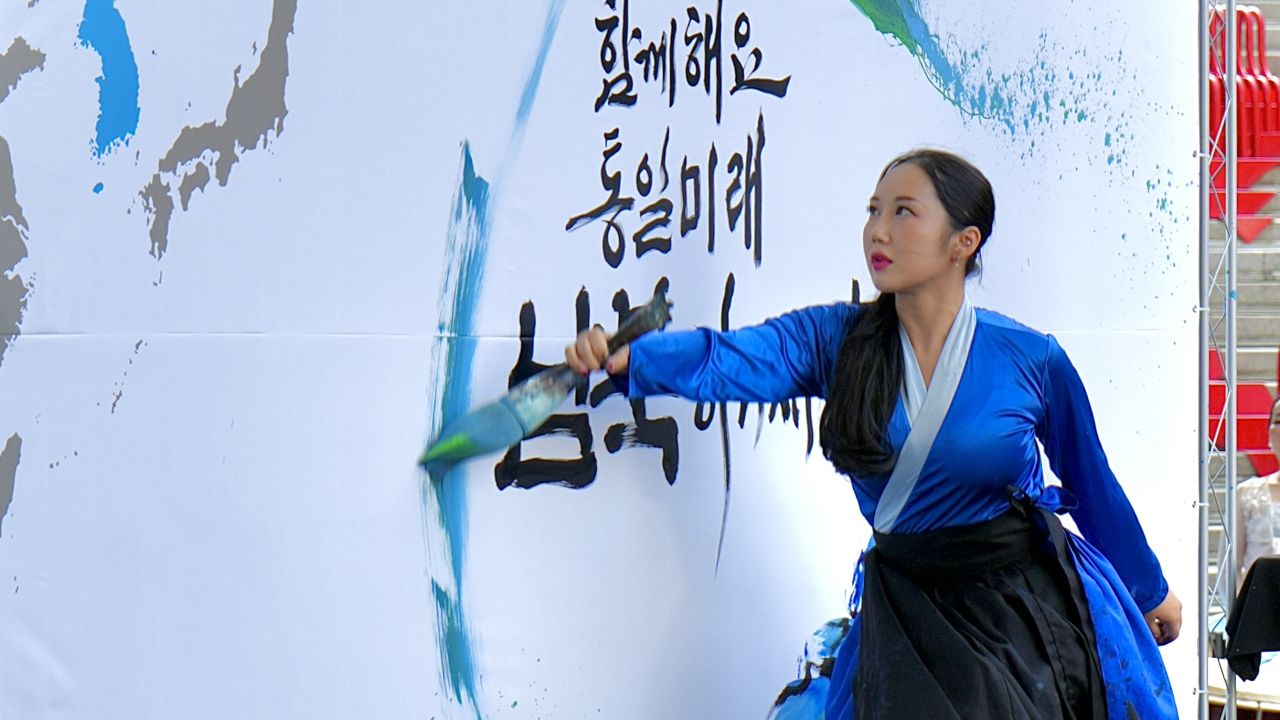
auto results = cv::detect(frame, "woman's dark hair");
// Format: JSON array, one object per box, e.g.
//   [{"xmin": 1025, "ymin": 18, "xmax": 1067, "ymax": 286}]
[{"xmin": 820, "ymin": 149, "xmax": 996, "ymax": 477}]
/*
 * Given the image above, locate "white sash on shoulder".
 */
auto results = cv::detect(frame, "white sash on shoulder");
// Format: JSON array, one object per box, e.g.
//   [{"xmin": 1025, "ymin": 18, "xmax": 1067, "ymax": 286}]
[{"xmin": 872, "ymin": 297, "xmax": 976, "ymax": 533}]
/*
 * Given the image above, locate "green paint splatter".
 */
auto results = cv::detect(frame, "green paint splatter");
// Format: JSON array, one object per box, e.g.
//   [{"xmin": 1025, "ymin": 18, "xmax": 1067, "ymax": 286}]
[{"xmin": 847, "ymin": 0, "xmax": 922, "ymax": 54}]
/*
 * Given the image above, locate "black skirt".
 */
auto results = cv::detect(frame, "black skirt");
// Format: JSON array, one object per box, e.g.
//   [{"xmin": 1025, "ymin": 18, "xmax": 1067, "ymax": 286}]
[{"xmin": 853, "ymin": 501, "xmax": 1108, "ymax": 720}]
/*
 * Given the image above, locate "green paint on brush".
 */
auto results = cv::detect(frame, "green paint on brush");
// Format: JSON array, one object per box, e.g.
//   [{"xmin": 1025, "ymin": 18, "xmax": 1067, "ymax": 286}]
[
  {"xmin": 421, "ymin": 291, "xmax": 668, "ymax": 473},
  {"xmin": 848, "ymin": 0, "xmax": 920, "ymax": 53},
  {"xmin": 420, "ymin": 367, "xmax": 575, "ymax": 470},
  {"xmin": 419, "ymin": 433, "xmax": 479, "ymax": 466}
]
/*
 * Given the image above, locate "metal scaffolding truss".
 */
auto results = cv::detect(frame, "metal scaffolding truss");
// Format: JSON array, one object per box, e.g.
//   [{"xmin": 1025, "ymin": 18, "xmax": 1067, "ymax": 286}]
[{"xmin": 1200, "ymin": 0, "xmax": 1239, "ymax": 718}]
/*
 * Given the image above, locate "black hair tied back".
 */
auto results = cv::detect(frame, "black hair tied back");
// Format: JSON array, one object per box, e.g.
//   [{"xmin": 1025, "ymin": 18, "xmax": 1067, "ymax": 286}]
[{"xmin": 820, "ymin": 293, "xmax": 903, "ymax": 476}]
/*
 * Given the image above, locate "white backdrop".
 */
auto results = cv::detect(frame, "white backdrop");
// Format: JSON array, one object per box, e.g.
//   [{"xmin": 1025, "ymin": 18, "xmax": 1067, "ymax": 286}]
[{"xmin": 0, "ymin": 1, "xmax": 1198, "ymax": 718}]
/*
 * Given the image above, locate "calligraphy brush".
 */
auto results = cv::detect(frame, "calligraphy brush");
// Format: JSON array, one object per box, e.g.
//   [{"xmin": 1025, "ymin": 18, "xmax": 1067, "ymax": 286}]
[{"xmin": 420, "ymin": 288, "xmax": 672, "ymax": 471}]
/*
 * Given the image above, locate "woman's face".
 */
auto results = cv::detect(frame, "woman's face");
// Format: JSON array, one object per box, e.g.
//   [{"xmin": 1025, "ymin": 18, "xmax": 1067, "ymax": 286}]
[{"xmin": 862, "ymin": 162, "xmax": 964, "ymax": 295}]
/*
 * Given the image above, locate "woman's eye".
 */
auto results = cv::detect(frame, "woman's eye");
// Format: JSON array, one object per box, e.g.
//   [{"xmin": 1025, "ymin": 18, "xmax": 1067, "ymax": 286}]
[
  {"xmin": 895, "ymin": 206, "xmax": 912, "ymax": 216},
  {"xmin": 866, "ymin": 205, "xmax": 878, "ymax": 216}
]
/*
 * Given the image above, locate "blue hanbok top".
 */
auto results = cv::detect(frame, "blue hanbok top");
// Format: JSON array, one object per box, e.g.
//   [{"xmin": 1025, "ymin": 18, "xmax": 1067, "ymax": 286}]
[{"xmin": 625, "ymin": 301, "xmax": 1176, "ymax": 719}]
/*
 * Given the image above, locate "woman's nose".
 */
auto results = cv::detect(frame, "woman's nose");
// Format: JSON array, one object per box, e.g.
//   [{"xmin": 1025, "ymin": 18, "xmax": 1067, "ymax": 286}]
[{"xmin": 866, "ymin": 216, "xmax": 889, "ymax": 244}]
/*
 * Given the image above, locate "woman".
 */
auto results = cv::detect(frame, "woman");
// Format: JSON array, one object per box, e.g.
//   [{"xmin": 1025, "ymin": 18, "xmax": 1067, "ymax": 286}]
[
  {"xmin": 1227, "ymin": 395, "xmax": 1280, "ymax": 583},
  {"xmin": 566, "ymin": 149, "xmax": 1181, "ymax": 719}
]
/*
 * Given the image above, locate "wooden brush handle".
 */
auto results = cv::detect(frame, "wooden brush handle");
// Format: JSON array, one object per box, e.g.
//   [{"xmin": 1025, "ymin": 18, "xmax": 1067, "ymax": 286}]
[{"xmin": 606, "ymin": 287, "xmax": 673, "ymax": 353}]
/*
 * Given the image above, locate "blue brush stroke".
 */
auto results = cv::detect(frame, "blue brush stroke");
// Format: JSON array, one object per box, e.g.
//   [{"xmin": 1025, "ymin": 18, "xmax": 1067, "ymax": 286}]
[
  {"xmin": 425, "ymin": 1, "xmax": 566, "ymax": 716},
  {"xmin": 847, "ymin": 0, "xmax": 1103, "ymax": 140},
  {"xmin": 78, "ymin": 0, "xmax": 140, "ymax": 157},
  {"xmin": 425, "ymin": 146, "xmax": 490, "ymax": 715},
  {"xmin": 92, "ymin": 182, "xmax": 104, "ymax": 194},
  {"xmin": 509, "ymin": 1, "xmax": 565, "ymax": 150},
  {"xmin": 434, "ymin": 147, "xmax": 490, "ymax": 591}
]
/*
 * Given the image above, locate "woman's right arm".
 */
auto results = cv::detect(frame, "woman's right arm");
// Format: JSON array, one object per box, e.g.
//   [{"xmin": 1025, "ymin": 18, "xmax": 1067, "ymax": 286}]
[{"xmin": 565, "ymin": 303, "xmax": 859, "ymax": 404}]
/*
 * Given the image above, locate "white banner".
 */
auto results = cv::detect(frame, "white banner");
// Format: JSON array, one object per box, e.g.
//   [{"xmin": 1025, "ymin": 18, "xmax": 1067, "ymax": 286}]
[{"xmin": 0, "ymin": 1, "xmax": 1197, "ymax": 718}]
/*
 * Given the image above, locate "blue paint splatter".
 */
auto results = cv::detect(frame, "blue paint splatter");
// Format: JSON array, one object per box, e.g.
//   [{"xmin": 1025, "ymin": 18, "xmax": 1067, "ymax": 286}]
[
  {"xmin": 77, "ymin": 0, "xmax": 140, "ymax": 158},
  {"xmin": 92, "ymin": 182, "xmax": 104, "ymax": 194},
  {"xmin": 423, "ymin": 1, "xmax": 566, "ymax": 716},
  {"xmin": 846, "ymin": 0, "xmax": 1134, "ymax": 164},
  {"xmin": 849, "ymin": 0, "xmax": 1007, "ymax": 127}
]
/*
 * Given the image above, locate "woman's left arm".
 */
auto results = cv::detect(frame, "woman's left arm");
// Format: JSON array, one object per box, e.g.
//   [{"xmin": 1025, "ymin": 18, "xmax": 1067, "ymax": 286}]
[{"xmin": 1036, "ymin": 336, "xmax": 1180, "ymax": 642}]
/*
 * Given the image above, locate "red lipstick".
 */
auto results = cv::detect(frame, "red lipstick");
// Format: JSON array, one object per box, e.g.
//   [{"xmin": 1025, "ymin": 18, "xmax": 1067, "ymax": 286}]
[{"xmin": 870, "ymin": 252, "xmax": 892, "ymax": 272}]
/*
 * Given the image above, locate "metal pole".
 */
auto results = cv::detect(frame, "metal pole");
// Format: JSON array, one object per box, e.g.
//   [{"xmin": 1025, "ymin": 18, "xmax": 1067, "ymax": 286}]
[
  {"xmin": 1197, "ymin": 0, "xmax": 1211, "ymax": 715},
  {"xmin": 1224, "ymin": 0, "xmax": 1239, "ymax": 717}
]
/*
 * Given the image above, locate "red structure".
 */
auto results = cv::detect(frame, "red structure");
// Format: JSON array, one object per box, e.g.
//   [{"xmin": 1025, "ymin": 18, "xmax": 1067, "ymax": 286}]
[
  {"xmin": 1206, "ymin": 6, "xmax": 1278, "ymax": 479},
  {"xmin": 1209, "ymin": 349, "xmax": 1278, "ymax": 476},
  {"xmin": 1209, "ymin": 5, "xmax": 1280, "ymax": 242}
]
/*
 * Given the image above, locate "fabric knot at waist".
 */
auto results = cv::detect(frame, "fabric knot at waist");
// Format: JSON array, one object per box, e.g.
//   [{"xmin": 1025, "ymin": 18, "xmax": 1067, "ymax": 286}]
[{"xmin": 872, "ymin": 507, "xmax": 1044, "ymax": 584}]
